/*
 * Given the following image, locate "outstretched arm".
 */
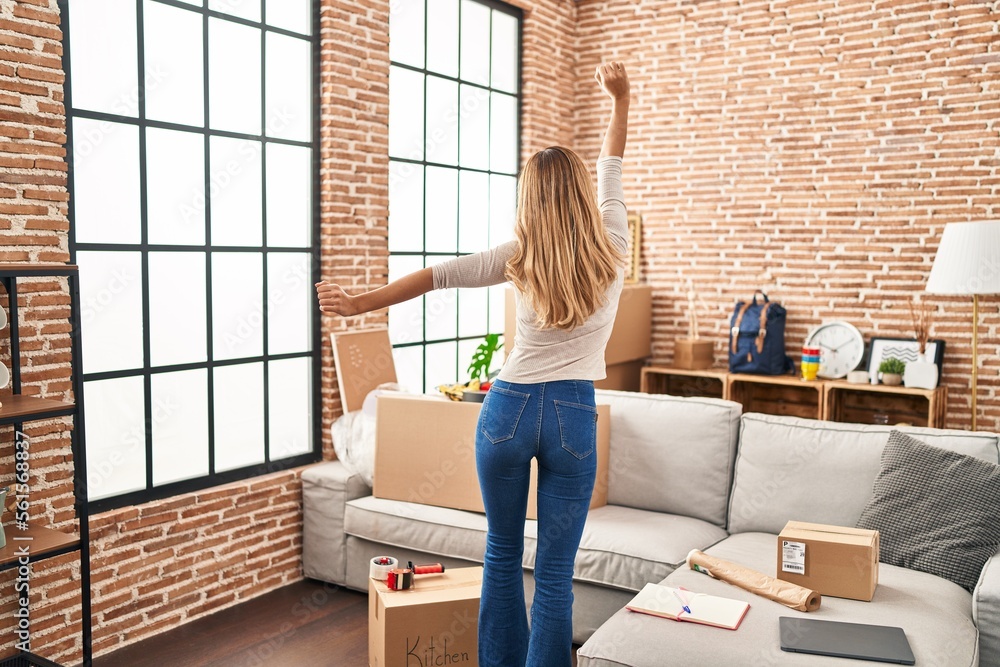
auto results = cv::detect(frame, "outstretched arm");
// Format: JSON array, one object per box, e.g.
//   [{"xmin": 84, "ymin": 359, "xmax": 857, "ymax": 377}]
[
  {"xmin": 595, "ymin": 61, "xmax": 630, "ymax": 159},
  {"xmin": 316, "ymin": 267, "xmax": 433, "ymax": 317}
]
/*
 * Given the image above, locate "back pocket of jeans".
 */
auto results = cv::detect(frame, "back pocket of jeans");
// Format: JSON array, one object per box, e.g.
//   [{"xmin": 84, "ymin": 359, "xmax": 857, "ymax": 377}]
[
  {"xmin": 480, "ymin": 386, "xmax": 530, "ymax": 444},
  {"xmin": 554, "ymin": 400, "xmax": 598, "ymax": 460}
]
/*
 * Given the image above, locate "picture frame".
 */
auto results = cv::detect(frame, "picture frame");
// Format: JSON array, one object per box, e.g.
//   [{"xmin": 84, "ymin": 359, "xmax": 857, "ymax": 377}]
[
  {"xmin": 866, "ymin": 337, "xmax": 945, "ymax": 386},
  {"xmin": 625, "ymin": 213, "xmax": 641, "ymax": 284}
]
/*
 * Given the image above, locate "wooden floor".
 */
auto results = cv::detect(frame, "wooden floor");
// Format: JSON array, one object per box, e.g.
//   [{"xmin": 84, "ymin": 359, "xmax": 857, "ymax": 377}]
[{"xmin": 94, "ymin": 579, "xmax": 581, "ymax": 666}]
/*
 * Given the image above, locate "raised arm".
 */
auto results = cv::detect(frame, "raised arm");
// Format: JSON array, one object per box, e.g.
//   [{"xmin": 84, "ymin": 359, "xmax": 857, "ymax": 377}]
[
  {"xmin": 316, "ymin": 267, "xmax": 433, "ymax": 317},
  {"xmin": 595, "ymin": 62, "xmax": 630, "ymax": 159}
]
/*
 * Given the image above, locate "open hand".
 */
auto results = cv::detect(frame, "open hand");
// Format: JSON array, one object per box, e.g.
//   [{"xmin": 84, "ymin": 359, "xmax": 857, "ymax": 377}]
[
  {"xmin": 316, "ymin": 281, "xmax": 359, "ymax": 317},
  {"xmin": 595, "ymin": 61, "xmax": 630, "ymax": 102}
]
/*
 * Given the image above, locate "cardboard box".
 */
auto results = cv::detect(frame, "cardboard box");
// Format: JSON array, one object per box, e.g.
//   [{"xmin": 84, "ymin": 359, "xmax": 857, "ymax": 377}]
[
  {"xmin": 674, "ymin": 338, "xmax": 714, "ymax": 370},
  {"xmin": 777, "ymin": 521, "xmax": 879, "ymax": 601},
  {"xmin": 505, "ymin": 284, "xmax": 652, "ymax": 366},
  {"xmin": 370, "ymin": 566, "xmax": 481, "ymax": 667},
  {"xmin": 595, "ymin": 360, "xmax": 645, "ymax": 392},
  {"xmin": 374, "ymin": 394, "xmax": 610, "ymax": 520}
]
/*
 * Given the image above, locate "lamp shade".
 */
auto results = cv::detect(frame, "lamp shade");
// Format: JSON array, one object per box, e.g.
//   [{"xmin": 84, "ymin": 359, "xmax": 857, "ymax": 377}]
[{"xmin": 926, "ymin": 221, "xmax": 1000, "ymax": 295}]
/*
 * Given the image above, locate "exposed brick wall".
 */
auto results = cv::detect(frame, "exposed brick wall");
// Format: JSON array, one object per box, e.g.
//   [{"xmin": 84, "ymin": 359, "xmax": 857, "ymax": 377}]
[{"xmin": 574, "ymin": 0, "xmax": 1000, "ymax": 431}]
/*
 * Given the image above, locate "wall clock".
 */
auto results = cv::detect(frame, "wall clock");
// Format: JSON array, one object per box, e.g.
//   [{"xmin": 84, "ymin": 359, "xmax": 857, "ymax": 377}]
[{"xmin": 805, "ymin": 321, "xmax": 865, "ymax": 379}]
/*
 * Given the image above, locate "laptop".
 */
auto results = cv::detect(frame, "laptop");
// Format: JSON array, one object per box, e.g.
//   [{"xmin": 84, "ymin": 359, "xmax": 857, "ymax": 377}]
[{"xmin": 779, "ymin": 617, "xmax": 916, "ymax": 665}]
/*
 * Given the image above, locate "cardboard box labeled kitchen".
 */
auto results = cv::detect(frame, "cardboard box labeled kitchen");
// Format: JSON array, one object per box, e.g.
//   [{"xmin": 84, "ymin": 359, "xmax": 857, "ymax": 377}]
[
  {"xmin": 374, "ymin": 394, "xmax": 611, "ymax": 519},
  {"xmin": 369, "ymin": 566, "xmax": 481, "ymax": 667},
  {"xmin": 777, "ymin": 521, "xmax": 879, "ymax": 601}
]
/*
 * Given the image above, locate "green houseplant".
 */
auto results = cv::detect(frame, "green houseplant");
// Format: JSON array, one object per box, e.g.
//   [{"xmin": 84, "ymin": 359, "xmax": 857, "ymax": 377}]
[
  {"xmin": 467, "ymin": 333, "xmax": 504, "ymax": 388},
  {"xmin": 878, "ymin": 357, "xmax": 906, "ymax": 386}
]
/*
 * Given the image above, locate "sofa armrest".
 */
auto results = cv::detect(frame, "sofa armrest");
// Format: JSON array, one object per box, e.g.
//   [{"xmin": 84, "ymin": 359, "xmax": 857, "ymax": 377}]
[
  {"xmin": 974, "ymin": 546, "xmax": 1000, "ymax": 667},
  {"xmin": 301, "ymin": 460, "xmax": 371, "ymax": 585}
]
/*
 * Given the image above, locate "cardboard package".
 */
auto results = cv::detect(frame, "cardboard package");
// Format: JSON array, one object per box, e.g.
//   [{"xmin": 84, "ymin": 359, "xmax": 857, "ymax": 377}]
[
  {"xmin": 505, "ymin": 284, "xmax": 652, "ymax": 391},
  {"xmin": 374, "ymin": 394, "xmax": 610, "ymax": 520},
  {"xmin": 777, "ymin": 521, "xmax": 879, "ymax": 601},
  {"xmin": 369, "ymin": 566, "xmax": 481, "ymax": 667},
  {"xmin": 332, "ymin": 328, "xmax": 398, "ymax": 413}
]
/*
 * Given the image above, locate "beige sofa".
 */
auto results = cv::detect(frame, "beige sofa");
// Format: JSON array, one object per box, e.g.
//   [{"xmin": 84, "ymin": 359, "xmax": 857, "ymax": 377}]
[{"xmin": 302, "ymin": 390, "xmax": 1000, "ymax": 666}]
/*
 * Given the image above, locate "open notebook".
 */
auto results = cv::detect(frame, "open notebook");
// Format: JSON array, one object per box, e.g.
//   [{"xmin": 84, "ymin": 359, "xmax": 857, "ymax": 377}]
[{"xmin": 625, "ymin": 583, "xmax": 751, "ymax": 630}]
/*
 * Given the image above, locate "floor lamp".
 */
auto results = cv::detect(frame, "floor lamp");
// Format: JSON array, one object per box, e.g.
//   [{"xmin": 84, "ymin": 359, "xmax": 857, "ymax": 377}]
[{"xmin": 926, "ymin": 221, "xmax": 1000, "ymax": 431}]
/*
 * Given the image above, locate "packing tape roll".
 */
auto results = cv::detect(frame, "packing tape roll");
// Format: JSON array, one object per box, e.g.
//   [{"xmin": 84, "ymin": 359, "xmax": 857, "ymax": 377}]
[{"xmin": 370, "ymin": 556, "xmax": 398, "ymax": 581}]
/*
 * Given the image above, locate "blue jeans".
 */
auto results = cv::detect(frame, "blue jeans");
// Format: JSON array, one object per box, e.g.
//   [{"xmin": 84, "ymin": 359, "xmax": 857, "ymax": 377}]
[{"xmin": 476, "ymin": 378, "xmax": 598, "ymax": 667}]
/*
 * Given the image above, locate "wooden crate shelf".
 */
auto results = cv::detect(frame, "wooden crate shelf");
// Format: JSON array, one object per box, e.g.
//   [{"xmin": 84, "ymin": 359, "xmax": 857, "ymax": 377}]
[{"xmin": 640, "ymin": 366, "xmax": 948, "ymax": 427}]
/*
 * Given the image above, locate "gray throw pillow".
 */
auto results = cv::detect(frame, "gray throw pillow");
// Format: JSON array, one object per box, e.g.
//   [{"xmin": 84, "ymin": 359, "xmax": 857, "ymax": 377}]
[{"xmin": 856, "ymin": 430, "xmax": 1000, "ymax": 592}]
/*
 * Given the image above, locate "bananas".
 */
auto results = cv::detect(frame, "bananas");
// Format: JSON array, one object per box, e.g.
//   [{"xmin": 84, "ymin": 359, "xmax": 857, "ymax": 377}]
[{"xmin": 437, "ymin": 378, "xmax": 481, "ymax": 401}]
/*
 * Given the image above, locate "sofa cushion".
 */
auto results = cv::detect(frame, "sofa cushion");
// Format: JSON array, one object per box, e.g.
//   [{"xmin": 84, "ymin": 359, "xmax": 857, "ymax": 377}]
[
  {"xmin": 857, "ymin": 431, "xmax": 1000, "ymax": 592},
  {"xmin": 578, "ymin": 532, "xmax": 978, "ymax": 667},
  {"xmin": 728, "ymin": 413, "xmax": 1000, "ymax": 535},
  {"xmin": 577, "ymin": 505, "xmax": 728, "ymax": 591},
  {"xmin": 596, "ymin": 389, "xmax": 741, "ymax": 527},
  {"xmin": 343, "ymin": 496, "xmax": 726, "ymax": 593}
]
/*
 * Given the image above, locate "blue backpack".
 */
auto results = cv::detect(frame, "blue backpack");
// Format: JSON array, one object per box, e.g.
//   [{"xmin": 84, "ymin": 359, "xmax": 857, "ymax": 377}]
[{"xmin": 728, "ymin": 291, "xmax": 794, "ymax": 375}]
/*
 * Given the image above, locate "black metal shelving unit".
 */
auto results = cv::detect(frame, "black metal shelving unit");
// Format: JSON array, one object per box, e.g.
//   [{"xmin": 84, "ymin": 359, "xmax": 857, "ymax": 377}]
[{"xmin": 0, "ymin": 264, "xmax": 91, "ymax": 667}]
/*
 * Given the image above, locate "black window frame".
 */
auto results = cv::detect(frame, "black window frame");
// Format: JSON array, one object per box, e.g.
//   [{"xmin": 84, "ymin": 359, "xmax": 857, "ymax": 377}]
[{"xmin": 60, "ymin": 0, "xmax": 322, "ymax": 514}]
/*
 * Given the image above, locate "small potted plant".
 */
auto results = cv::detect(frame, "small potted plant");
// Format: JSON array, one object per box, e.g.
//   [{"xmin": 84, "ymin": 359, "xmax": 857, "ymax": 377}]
[
  {"xmin": 879, "ymin": 357, "xmax": 906, "ymax": 386},
  {"xmin": 462, "ymin": 334, "xmax": 504, "ymax": 402}
]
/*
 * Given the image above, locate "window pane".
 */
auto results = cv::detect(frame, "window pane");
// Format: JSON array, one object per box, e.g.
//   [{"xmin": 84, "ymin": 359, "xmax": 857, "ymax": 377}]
[
  {"xmin": 266, "ymin": 32, "xmax": 311, "ymax": 142},
  {"xmin": 425, "ymin": 166, "xmax": 457, "ymax": 253},
  {"xmin": 146, "ymin": 127, "xmax": 206, "ymax": 246},
  {"xmin": 266, "ymin": 0, "xmax": 312, "ymax": 35},
  {"xmin": 78, "ymin": 251, "xmax": 144, "ymax": 374},
  {"xmin": 459, "ymin": 84, "xmax": 489, "ymax": 170},
  {"xmin": 425, "ymin": 75, "xmax": 458, "ymax": 165},
  {"xmin": 388, "ymin": 255, "xmax": 424, "ymax": 346},
  {"xmin": 459, "ymin": 0, "xmax": 490, "ymax": 85},
  {"xmin": 267, "ymin": 252, "xmax": 312, "ymax": 355},
  {"xmin": 210, "ymin": 135, "xmax": 263, "ymax": 246},
  {"xmin": 458, "ymin": 170, "xmax": 488, "ymax": 253},
  {"xmin": 209, "ymin": 18, "xmax": 262, "ymax": 135},
  {"xmin": 458, "ymin": 288, "xmax": 487, "ymax": 339},
  {"xmin": 425, "ymin": 256, "xmax": 457, "ymax": 341},
  {"xmin": 84, "ymin": 376, "xmax": 147, "ymax": 501},
  {"xmin": 490, "ymin": 174, "xmax": 516, "ymax": 246},
  {"xmin": 490, "ymin": 92, "xmax": 518, "ymax": 174},
  {"xmin": 152, "ymin": 368, "xmax": 209, "ymax": 485},
  {"xmin": 68, "ymin": 0, "xmax": 139, "ymax": 116},
  {"xmin": 389, "ymin": 0, "xmax": 425, "ymax": 68},
  {"xmin": 392, "ymin": 346, "xmax": 423, "ymax": 395},
  {"xmin": 491, "ymin": 10, "xmax": 518, "ymax": 93},
  {"xmin": 388, "ymin": 161, "xmax": 423, "ymax": 252},
  {"xmin": 426, "ymin": 0, "xmax": 458, "ymax": 77},
  {"xmin": 208, "ymin": 0, "xmax": 260, "ymax": 22},
  {"xmin": 144, "ymin": 1, "xmax": 204, "ymax": 126},
  {"xmin": 266, "ymin": 143, "xmax": 312, "ymax": 247},
  {"xmin": 424, "ymin": 340, "xmax": 457, "ymax": 393},
  {"xmin": 269, "ymin": 357, "xmax": 312, "ymax": 458},
  {"xmin": 149, "ymin": 252, "xmax": 208, "ymax": 366},
  {"xmin": 72, "ymin": 119, "xmax": 141, "ymax": 244},
  {"xmin": 389, "ymin": 66, "xmax": 424, "ymax": 160},
  {"xmin": 214, "ymin": 362, "xmax": 266, "ymax": 471},
  {"xmin": 458, "ymin": 337, "xmax": 479, "ymax": 380},
  {"xmin": 212, "ymin": 252, "xmax": 264, "ymax": 360}
]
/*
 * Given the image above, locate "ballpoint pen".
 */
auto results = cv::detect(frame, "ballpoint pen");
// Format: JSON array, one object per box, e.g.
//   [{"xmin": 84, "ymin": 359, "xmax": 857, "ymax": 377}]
[{"xmin": 673, "ymin": 588, "xmax": 692, "ymax": 614}]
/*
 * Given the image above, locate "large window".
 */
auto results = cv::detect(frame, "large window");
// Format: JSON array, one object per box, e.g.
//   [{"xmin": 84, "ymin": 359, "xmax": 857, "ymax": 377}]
[
  {"xmin": 388, "ymin": 0, "xmax": 522, "ymax": 393},
  {"xmin": 62, "ymin": 0, "xmax": 319, "ymax": 511}
]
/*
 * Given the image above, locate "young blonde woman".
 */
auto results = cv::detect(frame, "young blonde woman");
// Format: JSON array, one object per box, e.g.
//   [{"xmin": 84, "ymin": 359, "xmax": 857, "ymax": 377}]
[{"xmin": 317, "ymin": 62, "xmax": 631, "ymax": 667}]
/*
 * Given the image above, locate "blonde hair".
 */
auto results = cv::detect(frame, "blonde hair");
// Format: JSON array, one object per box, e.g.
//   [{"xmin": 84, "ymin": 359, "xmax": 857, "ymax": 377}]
[{"xmin": 505, "ymin": 146, "xmax": 625, "ymax": 330}]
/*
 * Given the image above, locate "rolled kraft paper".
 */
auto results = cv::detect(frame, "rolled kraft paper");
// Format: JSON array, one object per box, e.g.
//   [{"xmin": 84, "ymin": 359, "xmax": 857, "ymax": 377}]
[{"xmin": 686, "ymin": 549, "xmax": 822, "ymax": 612}]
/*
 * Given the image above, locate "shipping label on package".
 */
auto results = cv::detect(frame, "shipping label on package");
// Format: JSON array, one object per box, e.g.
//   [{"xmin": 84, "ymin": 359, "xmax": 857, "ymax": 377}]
[{"xmin": 782, "ymin": 540, "xmax": 806, "ymax": 574}]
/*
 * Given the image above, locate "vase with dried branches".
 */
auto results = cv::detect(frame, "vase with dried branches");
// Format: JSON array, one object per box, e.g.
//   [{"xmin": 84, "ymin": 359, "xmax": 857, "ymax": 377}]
[{"xmin": 905, "ymin": 298, "xmax": 938, "ymax": 389}]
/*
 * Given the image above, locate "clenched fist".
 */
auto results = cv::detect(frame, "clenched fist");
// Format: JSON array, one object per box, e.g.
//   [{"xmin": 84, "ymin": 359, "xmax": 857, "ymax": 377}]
[
  {"xmin": 316, "ymin": 281, "xmax": 359, "ymax": 317},
  {"xmin": 595, "ymin": 61, "xmax": 630, "ymax": 102}
]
